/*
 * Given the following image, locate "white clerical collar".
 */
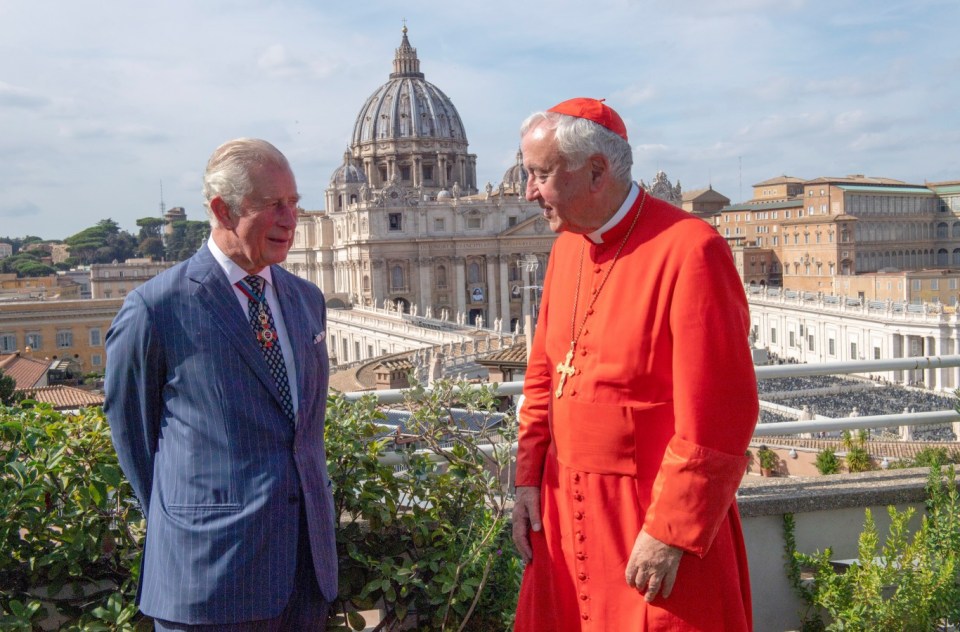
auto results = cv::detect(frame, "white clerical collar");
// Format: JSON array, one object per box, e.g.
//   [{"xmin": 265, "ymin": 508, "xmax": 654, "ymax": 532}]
[
  {"xmin": 207, "ymin": 236, "xmax": 274, "ymax": 288},
  {"xmin": 586, "ymin": 182, "xmax": 641, "ymax": 244}
]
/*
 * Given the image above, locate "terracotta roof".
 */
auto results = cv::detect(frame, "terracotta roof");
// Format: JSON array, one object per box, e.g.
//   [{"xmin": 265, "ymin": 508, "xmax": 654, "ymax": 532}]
[
  {"xmin": 18, "ymin": 385, "xmax": 104, "ymax": 410},
  {"xmin": 476, "ymin": 342, "xmax": 527, "ymax": 367},
  {"xmin": 0, "ymin": 353, "xmax": 50, "ymax": 389},
  {"xmin": 753, "ymin": 175, "xmax": 806, "ymax": 186}
]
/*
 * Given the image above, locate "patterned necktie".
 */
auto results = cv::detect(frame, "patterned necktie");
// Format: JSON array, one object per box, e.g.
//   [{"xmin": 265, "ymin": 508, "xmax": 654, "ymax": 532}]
[{"xmin": 236, "ymin": 275, "xmax": 295, "ymax": 423}]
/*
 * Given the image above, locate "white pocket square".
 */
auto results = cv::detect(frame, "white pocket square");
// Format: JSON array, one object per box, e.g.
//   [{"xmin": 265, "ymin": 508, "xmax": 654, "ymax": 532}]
[{"xmin": 314, "ymin": 331, "xmax": 326, "ymax": 344}]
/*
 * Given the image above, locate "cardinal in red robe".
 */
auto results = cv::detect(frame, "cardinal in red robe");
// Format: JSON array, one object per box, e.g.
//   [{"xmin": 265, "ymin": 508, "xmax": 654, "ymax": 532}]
[{"xmin": 511, "ymin": 98, "xmax": 759, "ymax": 631}]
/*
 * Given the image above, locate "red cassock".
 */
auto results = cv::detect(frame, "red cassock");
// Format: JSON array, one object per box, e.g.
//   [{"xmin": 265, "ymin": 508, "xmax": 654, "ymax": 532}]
[{"xmin": 514, "ymin": 191, "xmax": 759, "ymax": 631}]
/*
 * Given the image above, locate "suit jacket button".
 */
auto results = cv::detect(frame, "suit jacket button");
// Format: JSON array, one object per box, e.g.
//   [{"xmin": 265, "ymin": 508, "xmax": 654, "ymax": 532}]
[{"xmin": 288, "ymin": 494, "xmax": 299, "ymax": 504}]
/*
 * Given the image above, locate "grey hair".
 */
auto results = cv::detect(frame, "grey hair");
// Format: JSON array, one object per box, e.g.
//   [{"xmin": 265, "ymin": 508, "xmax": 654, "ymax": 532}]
[
  {"xmin": 520, "ymin": 111, "xmax": 633, "ymax": 186},
  {"xmin": 202, "ymin": 138, "xmax": 291, "ymax": 228}
]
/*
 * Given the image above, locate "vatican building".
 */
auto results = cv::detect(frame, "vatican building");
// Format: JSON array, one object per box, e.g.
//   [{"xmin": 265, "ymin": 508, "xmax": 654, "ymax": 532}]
[{"xmin": 286, "ymin": 27, "xmax": 555, "ymax": 347}]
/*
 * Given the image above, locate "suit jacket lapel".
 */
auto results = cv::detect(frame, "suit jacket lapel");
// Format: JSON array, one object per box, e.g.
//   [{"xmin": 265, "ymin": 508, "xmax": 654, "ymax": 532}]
[
  {"xmin": 272, "ymin": 267, "xmax": 309, "ymax": 402},
  {"xmin": 187, "ymin": 245, "xmax": 285, "ymax": 405}
]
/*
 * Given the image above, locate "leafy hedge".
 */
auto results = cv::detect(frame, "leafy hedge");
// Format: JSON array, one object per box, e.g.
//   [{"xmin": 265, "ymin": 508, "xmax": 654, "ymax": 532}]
[
  {"xmin": 1, "ymin": 380, "xmax": 523, "ymax": 631},
  {"xmin": 0, "ymin": 402, "xmax": 145, "ymax": 631}
]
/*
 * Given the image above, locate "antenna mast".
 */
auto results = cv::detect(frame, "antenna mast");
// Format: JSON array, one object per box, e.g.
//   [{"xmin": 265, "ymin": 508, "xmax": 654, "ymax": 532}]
[{"xmin": 159, "ymin": 179, "xmax": 166, "ymax": 216}]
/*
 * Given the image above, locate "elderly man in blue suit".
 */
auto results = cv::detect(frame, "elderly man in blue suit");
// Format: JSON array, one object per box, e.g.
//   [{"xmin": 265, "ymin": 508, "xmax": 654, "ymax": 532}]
[{"xmin": 105, "ymin": 138, "xmax": 336, "ymax": 630}]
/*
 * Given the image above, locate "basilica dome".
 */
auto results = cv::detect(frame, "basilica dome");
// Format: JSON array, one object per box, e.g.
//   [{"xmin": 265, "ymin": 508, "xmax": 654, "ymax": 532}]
[
  {"xmin": 329, "ymin": 151, "xmax": 367, "ymax": 185},
  {"xmin": 351, "ymin": 27, "xmax": 468, "ymax": 146}
]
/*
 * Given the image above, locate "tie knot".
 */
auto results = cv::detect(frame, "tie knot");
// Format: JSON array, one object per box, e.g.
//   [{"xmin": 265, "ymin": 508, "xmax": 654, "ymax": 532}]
[{"xmin": 244, "ymin": 275, "xmax": 265, "ymax": 294}]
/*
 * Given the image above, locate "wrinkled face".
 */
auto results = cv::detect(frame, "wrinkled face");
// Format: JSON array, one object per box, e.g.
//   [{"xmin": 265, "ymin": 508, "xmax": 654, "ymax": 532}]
[
  {"xmin": 521, "ymin": 124, "xmax": 596, "ymax": 234},
  {"xmin": 216, "ymin": 161, "xmax": 300, "ymax": 273}
]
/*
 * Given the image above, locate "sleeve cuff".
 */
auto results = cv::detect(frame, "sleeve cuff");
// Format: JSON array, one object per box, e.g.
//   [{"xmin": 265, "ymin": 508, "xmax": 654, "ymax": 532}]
[{"xmin": 643, "ymin": 435, "xmax": 748, "ymax": 557}]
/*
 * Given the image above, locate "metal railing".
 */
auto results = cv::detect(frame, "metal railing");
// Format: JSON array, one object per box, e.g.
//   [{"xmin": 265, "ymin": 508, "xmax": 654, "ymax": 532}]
[{"xmin": 344, "ymin": 355, "xmax": 960, "ymax": 438}]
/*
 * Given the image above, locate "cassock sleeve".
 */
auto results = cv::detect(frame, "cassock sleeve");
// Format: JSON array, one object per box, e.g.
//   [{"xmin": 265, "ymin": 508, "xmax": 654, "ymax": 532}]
[
  {"xmin": 514, "ymin": 243, "xmax": 558, "ymax": 488},
  {"xmin": 642, "ymin": 231, "xmax": 759, "ymax": 557}
]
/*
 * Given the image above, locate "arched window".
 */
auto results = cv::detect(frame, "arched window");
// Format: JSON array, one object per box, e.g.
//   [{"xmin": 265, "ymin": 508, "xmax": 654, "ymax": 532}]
[
  {"xmin": 436, "ymin": 265, "xmax": 448, "ymax": 289},
  {"xmin": 938, "ymin": 249, "xmax": 949, "ymax": 266},
  {"xmin": 937, "ymin": 222, "xmax": 949, "ymax": 239},
  {"xmin": 362, "ymin": 275, "xmax": 370, "ymax": 292}
]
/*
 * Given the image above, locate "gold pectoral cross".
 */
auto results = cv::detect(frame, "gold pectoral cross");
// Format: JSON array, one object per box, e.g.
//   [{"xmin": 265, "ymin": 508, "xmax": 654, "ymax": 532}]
[{"xmin": 555, "ymin": 343, "xmax": 577, "ymax": 398}]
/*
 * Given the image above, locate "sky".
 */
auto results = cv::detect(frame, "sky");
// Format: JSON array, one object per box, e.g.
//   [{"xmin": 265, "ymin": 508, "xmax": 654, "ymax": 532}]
[{"xmin": 1, "ymin": 0, "xmax": 957, "ymax": 241}]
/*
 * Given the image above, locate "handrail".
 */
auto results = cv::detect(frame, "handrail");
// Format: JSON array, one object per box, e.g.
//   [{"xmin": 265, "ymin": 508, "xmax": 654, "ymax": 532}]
[{"xmin": 343, "ymin": 356, "xmax": 960, "ymax": 437}]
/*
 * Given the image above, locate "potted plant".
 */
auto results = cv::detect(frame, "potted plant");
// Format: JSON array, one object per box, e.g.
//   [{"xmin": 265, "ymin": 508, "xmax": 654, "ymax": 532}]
[{"xmin": 757, "ymin": 445, "xmax": 778, "ymax": 476}]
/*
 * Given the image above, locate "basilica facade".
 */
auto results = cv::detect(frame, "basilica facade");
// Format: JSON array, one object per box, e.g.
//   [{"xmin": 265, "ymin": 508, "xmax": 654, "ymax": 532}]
[{"xmin": 286, "ymin": 27, "xmax": 554, "ymax": 331}]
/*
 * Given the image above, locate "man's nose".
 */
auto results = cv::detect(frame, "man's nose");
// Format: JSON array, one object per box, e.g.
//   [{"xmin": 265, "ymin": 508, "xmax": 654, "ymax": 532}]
[
  {"xmin": 278, "ymin": 202, "xmax": 298, "ymax": 227},
  {"xmin": 525, "ymin": 179, "xmax": 539, "ymax": 202}
]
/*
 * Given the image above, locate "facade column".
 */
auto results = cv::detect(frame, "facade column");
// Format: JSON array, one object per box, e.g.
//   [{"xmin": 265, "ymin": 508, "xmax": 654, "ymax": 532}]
[
  {"xmin": 419, "ymin": 257, "xmax": 433, "ymax": 314},
  {"xmin": 438, "ymin": 155, "xmax": 447, "ymax": 187},
  {"xmin": 454, "ymin": 256, "xmax": 467, "ymax": 317},
  {"xmin": 499, "ymin": 257, "xmax": 511, "ymax": 328},
  {"xmin": 927, "ymin": 336, "xmax": 937, "ymax": 389},
  {"xmin": 372, "ymin": 260, "xmax": 386, "ymax": 306},
  {"xmin": 414, "ymin": 156, "xmax": 422, "ymax": 188},
  {"xmin": 486, "ymin": 256, "xmax": 498, "ymax": 327}
]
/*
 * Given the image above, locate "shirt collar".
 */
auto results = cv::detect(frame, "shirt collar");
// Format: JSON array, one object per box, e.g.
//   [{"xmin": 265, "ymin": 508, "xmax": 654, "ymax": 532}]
[
  {"xmin": 207, "ymin": 236, "xmax": 274, "ymax": 288},
  {"xmin": 586, "ymin": 182, "xmax": 641, "ymax": 244}
]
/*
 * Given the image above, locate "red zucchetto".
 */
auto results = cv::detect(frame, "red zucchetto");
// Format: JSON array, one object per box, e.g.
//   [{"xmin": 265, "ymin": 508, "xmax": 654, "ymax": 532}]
[{"xmin": 547, "ymin": 97, "xmax": 628, "ymax": 141}]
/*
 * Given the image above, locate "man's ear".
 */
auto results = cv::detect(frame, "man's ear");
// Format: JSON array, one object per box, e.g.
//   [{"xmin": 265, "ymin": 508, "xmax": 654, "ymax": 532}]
[
  {"xmin": 588, "ymin": 154, "xmax": 609, "ymax": 191},
  {"xmin": 210, "ymin": 196, "xmax": 237, "ymax": 229}
]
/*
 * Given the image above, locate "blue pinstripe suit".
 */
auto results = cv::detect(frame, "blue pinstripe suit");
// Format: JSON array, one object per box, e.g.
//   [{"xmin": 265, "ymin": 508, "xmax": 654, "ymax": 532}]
[{"xmin": 104, "ymin": 244, "xmax": 337, "ymax": 624}]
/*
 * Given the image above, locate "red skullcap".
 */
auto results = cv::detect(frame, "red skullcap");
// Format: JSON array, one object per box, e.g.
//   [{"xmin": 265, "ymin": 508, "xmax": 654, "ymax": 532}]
[{"xmin": 547, "ymin": 97, "xmax": 628, "ymax": 141}]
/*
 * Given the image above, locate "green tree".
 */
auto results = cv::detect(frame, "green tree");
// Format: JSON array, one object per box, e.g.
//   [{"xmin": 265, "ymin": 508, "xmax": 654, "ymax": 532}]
[
  {"xmin": 64, "ymin": 219, "xmax": 138, "ymax": 264},
  {"xmin": 0, "ymin": 369, "xmax": 16, "ymax": 405},
  {"xmin": 164, "ymin": 220, "xmax": 210, "ymax": 261}
]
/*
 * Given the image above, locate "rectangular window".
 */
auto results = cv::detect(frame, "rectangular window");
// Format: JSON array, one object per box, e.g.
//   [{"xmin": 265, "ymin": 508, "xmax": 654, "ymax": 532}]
[
  {"xmin": 388, "ymin": 213, "xmax": 402, "ymax": 231},
  {"xmin": 912, "ymin": 280, "xmax": 921, "ymax": 290},
  {"xmin": 850, "ymin": 342, "xmax": 858, "ymax": 359},
  {"xmin": 434, "ymin": 217, "xmax": 445, "ymax": 231},
  {"xmin": 508, "ymin": 216, "xmax": 518, "ymax": 227},
  {"xmin": 932, "ymin": 279, "xmax": 939, "ymax": 290},
  {"xmin": 0, "ymin": 333, "xmax": 15, "ymax": 353},
  {"xmin": 422, "ymin": 165, "xmax": 434, "ymax": 181},
  {"xmin": 57, "ymin": 330, "xmax": 73, "ymax": 348},
  {"xmin": 400, "ymin": 166, "xmax": 411, "ymax": 181},
  {"xmin": 770, "ymin": 328, "xmax": 777, "ymax": 344},
  {"xmin": 951, "ymin": 279, "xmax": 958, "ymax": 290},
  {"xmin": 25, "ymin": 333, "xmax": 42, "ymax": 350},
  {"xmin": 92, "ymin": 354, "xmax": 103, "ymax": 367},
  {"xmin": 466, "ymin": 216, "xmax": 482, "ymax": 229},
  {"xmin": 808, "ymin": 335, "xmax": 815, "ymax": 351},
  {"xmin": 789, "ymin": 331, "xmax": 796, "ymax": 347},
  {"xmin": 874, "ymin": 347, "xmax": 881, "ymax": 360},
  {"xmin": 828, "ymin": 338, "xmax": 836, "ymax": 356},
  {"xmin": 89, "ymin": 328, "xmax": 102, "ymax": 346}
]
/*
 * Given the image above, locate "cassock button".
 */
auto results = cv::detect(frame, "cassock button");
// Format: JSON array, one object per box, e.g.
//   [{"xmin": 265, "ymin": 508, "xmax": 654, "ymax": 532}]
[
  {"xmin": 594, "ymin": 265, "xmax": 602, "ymax": 274},
  {"xmin": 580, "ymin": 349, "xmax": 587, "ymax": 356},
  {"xmin": 576, "ymin": 552, "xmax": 587, "ymax": 560},
  {"xmin": 579, "ymin": 593, "xmax": 589, "ymax": 601},
  {"xmin": 574, "ymin": 511, "xmax": 583, "ymax": 520},
  {"xmin": 574, "ymin": 493, "xmax": 584, "ymax": 501},
  {"xmin": 578, "ymin": 572, "xmax": 588, "ymax": 581},
  {"xmin": 586, "ymin": 308, "xmax": 594, "ymax": 315},
  {"xmin": 573, "ymin": 473, "xmax": 581, "ymax": 482},
  {"xmin": 576, "ymin": 531, "xmax": 585, "ymax": 542},
  {"xmin": 582, "ymin": 614, "xmax": 590, "ymax": 620}
]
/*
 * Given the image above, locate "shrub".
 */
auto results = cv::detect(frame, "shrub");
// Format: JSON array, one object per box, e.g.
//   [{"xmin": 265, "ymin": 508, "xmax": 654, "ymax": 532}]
[
  {"xmin": 815, "ymin": 449, "xmax": 841, "ymax": 475},
  {"xmin": 842, "ymin": 430, "xmax": 873, "ymax": 473},
  {"xmin": 0, "ymin": 402, "xmax": 146, "ymax": 630},
  {"xmin": 757, "ymin": 445, "xmax": 778, "ymax": 472},
  {"xmin": 324, "ymin": 378, "xmax": 522, "ymax": 631},
  {"xmin": 785, "ymin": 466, "xmax": 960, "ymax": 630}
]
